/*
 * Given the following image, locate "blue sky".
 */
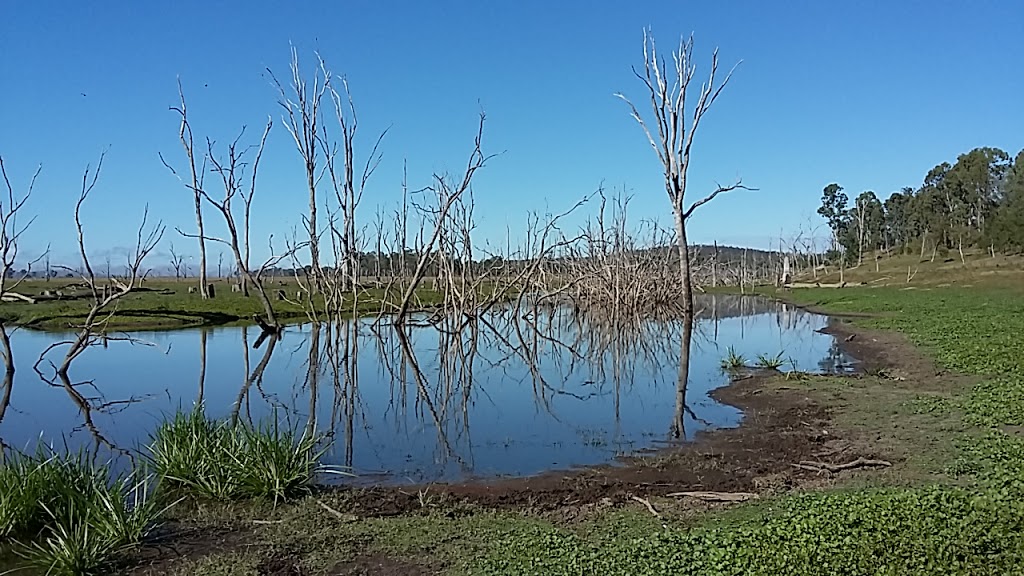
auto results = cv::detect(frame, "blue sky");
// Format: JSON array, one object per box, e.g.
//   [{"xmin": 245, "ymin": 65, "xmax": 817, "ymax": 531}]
[{"xmin": 1, "ymin": 0, "xmax": 1022, "ymax": 268}]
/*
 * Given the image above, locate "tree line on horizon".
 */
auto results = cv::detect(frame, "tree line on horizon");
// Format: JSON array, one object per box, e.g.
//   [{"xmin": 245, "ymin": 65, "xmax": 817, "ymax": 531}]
[{"xmin": 818, "ymin": 146, "xmax": 1024, "ymax": 265}]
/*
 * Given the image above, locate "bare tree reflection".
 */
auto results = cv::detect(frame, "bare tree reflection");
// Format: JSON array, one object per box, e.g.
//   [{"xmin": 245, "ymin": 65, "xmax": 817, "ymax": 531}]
[
  {"xmin": 393, "ymin": 323, "xmax": 466, "ymax": 472},
  {"xmin": 0, "ymin": 328, "xmax": 12, "ymax": 425},
  {"xmin": 197, "ymin": 327, "xmax": 208, "ymax": 405},
  {"xmin": 230, "ymin": 332, "xmax": 279, "ymax": 425}
]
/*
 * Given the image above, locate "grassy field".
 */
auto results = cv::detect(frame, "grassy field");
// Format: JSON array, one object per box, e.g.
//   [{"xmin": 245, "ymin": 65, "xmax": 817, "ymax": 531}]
[
  {"xmin": 800, "ymin": 248, "xmax": 1024, "ymax": 288},
  {"xmin": 0, "ymin": 278, "xmax": 446, "ymax": 331}
]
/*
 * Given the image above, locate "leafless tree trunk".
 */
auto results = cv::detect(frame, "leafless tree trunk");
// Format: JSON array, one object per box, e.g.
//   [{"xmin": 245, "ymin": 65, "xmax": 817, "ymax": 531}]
[
  {"xmin": 321, "ymin": 69, "xmax": 388, "ymax": 293},
  {"xmin": 0, "ymin": 157, "xmax": 43, "ymax": 424},
  {"xmin": 270, "ymin": 47, "xmax": 329, "ymax": 294},
  {"xmin": 161, "ymin": 79, "xmax": 210, "ymax": 298},
  {"xmin": 855, "ymin": 195, "xmax": 867, "ymax": 267},
  {"xmin": 169, "ymin": 242, "xmax": 186, "ymax": 279},
  {"xmin": 198, "ymin": 121, "xmax": 285, "ymax": 328},
  {"xmin": 617, "ymin": 29, "xmax": 746, "ymax": 401}
]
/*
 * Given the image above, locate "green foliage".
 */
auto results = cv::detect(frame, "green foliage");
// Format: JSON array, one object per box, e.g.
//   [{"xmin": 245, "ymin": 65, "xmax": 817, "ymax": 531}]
[
  {"xmin": 477, "ymin": 487, "xmax": 1024, "ymax": 575},
  {"xmin": 818, "ymin": 146, "xmax": 1023, "ymax": 260},
  {"xmin": 754, "ymin": 351, "xmax": 786, "ymax": 370},
  {"xmin": 719, "ymin": 346, "xmax": 747, "ymax": 371},
  {"xmin": 149, "ymin": 408, "xmax": 340, "ymax": 503}
]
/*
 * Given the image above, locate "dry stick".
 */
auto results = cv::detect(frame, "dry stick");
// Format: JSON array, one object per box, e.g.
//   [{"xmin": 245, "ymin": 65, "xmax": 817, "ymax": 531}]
[
  {"xmin": 793, "ymin": 457, "xmax": 892, "ymax": 474},
  {"xmin": 316, "ymin": 499, "xmax": 358, "ymax": 523},
  {"xmin": 630, "ymin": 495, "xmax": 661, "ymax": 518},
  {"xmin": 666, "ymin": 491, "xmax": 759, "ymax": 502}
]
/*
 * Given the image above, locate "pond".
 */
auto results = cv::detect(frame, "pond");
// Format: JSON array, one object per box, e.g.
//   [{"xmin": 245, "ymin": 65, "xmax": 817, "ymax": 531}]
[{"xmin": 0, "ymin": 294, "xmax": 852, "ymax": 484}]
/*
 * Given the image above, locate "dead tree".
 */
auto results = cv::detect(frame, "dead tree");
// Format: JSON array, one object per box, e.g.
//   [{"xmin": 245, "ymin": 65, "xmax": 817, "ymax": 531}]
[
  {"xmin": 0, "ymin": 156, "xmax": 44, "ymax": 423},
  {"xmin": 168, "ymin": 242, "xmax": 186, "ymax": 279},
  {"xmin": 269, "ymin": 47, "xmax": 329, "ymax": 294},
  {"xmin": 616, "ymin": 29, "xmax": 749, "ymax": 312},
  {"xmin": 197, "ymin": 120, "xmax": 288, "ymax": 330},
  {"xmin": 160, "ymin": 79, "xmax": 210, "ymax": 297},
  {"xmin": 395, "ymin": 112, "xmax": 493, "ymax": 324},
  {"xmin": 616, "ymin": 29, "xmax": 748, "ymax": 407},
  {"xmin": 322, "ymin": 70, "xmax": 387, "ymax": 293},
  {"xmin": 33, "ymin": 154, "xmax": 164, "ymax": 442}
]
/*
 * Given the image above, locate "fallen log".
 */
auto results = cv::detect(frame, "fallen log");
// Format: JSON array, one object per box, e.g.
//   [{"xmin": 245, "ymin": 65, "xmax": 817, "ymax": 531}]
[
  {"xmin": 666, "ymin": 491, "xmax": 758, "ymax": 503},
  {"xmin": 1, "ymin": 291, "xmax": 36, "ymax": 304}
]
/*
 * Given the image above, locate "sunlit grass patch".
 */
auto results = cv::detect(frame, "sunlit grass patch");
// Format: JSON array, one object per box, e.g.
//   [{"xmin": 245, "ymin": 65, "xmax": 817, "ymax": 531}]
[{"xmin": 149, "ymin": 408, "xmax": 345, "ymax": 503}]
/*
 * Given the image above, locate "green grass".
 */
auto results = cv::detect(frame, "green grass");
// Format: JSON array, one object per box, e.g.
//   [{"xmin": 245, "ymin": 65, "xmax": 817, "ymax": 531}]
[
  {"xmin": 798, "ymin": 249, "xmax": 1024, "ymax": 288},
  {"xmin": 155, "ymin": 285, "xmax": 1024, "ymax": 575},
  {"xmin": 719, "ymin": 345, "xmax": 747, "ymax": 371},
  {"xmin": 0, "ymin": 279, "xmax": 448, "ymax": 331},
  {"xmin": 0, "ymin": 448, "xmax": 168, "ymax": 576},
  {"xmin": 10, "ymin": 283, "xmax": 1024, "ymax": 575},
  {"xmin": 148, "ymin": 409, "xmax": 342, "ymax": 504},
  {"xmin": 754, "ymin": 351, "xmax": 787, "ymax": 369},
  {"xmin": 455, "ymin": 285, "xmax": 1024, "ymax": 575}
]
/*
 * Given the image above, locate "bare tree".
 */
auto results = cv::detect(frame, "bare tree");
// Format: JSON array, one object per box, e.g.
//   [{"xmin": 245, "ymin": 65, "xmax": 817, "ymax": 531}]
[
  {"xmin": 160, "ymin": 79, "xmax": 210, "ymax": 297},
  {"xmin": 192, "ymin": 121, "xmax": 294, "ymax": 330},
  {"xmin": 616, "ymin": 29, "xmax": 748, "ymax": 313},
  {"xmin": 395, "ymin": 112, "xmax": 493, "ymax": 324},
  {"xmin": 322, "ymin": 70, "xmax": 388, "ymax": 292},
  {"xmin": 34, "ymin": 153, "xmax": 164, "ymax": 432},
  {"xmin": 269, "ymin": 47, "xmax": 330, "ymax": 294},
  {"xmin": 616, "ymin": 29, "xmax": 748, "ymax": 407},
  {"xmin": 0, "ymin": 156, "xmax": 43, "ymax": 423},
  {"xmin": 168, "ymin": 242, "xmax": 186, "ymax": 279}
]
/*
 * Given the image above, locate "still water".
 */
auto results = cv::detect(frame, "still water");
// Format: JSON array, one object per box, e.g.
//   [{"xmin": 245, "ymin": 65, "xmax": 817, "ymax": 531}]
[{"xmin": 0, "ymin": 295, "xmax": 851, "ymax": 484}]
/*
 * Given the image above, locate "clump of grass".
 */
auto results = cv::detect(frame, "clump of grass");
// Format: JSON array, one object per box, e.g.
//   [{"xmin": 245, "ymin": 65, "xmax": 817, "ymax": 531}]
[
  {"xmin": 720, "ymin": 346, "xmax": 747, "ymax": 371},
  {"xmin": 1, "ymin": 448, "xmax": 105, "ymax": 540},
  {"xmin": 755, "ymin": 351, "xmax": 787, "ymax": 370},
  {"xmin": 149, "ymin": 409, "xmax": 338, "ymax": 503},
  {"xmin": 0, "ymin": 447, "xmax": 170, "ymax": 576}
]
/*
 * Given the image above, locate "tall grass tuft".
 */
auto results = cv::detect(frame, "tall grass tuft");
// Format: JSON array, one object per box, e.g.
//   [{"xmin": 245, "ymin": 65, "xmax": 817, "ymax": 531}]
[
  {"xmin": 149, "ymin": 409, "xmax": 336, "ymax": 503},
  {"xmin": 720, "ymin": 346, "xmax": 747, "ymax": 371},
  {"xmin": 0, "ymin": 448, "xmax": 104, "ymax": 540},
  {"xmin": 1, "ymin": 447, "xmax": 170, "ymax": 576},
  {"xmin": 755, "ymin": 351, "xmax": 787, "ymax": 370}
]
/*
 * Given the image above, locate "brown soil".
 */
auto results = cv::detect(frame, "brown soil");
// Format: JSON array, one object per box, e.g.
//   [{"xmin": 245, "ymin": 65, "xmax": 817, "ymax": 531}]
[
  {"xmin": 328, "ymin": 555, "xmax": 434, "ymax": 576},
  {"xmin": 125, "ymin": 522, "xmax": 252, "ymax": 575}
]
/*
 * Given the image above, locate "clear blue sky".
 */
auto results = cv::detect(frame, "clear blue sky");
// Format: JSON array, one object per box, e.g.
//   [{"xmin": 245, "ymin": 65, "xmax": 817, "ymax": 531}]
[{"xmin": 2, "ymin": 0, "xmax": 1022, "ymax": 269}]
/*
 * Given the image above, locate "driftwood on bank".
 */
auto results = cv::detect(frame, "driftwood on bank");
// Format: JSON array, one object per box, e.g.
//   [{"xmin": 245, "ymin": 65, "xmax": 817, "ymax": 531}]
[
  {"xmin": 630, "ymin": 495, "xmax": 662, "ymax": 517},
  {"xmin": 787, "ymin": 282, "xmax": 849, "ymax": 289},
  {"xmin": 792, "ymin": 457, "xmax": 892, "ymax": 474},
  {"xmin": 666, "ymin": 491, "xmax": 759, "ymax": 502}
]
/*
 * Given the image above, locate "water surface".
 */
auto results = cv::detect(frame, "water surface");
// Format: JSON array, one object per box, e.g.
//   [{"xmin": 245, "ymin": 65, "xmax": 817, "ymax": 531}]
[{"xmin": 0, "ymin": 295, "xmax": 852, "ymax": 483}]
